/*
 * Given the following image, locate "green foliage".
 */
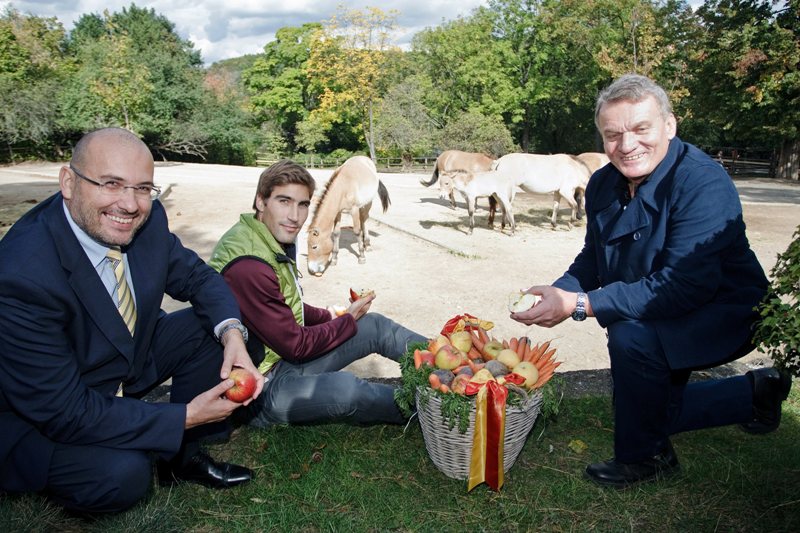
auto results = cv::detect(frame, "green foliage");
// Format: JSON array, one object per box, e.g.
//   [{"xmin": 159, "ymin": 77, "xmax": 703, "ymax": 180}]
[
  {"xmin": 754, "ymin": 225, "xmax": 800, "ymax": 377},
  {"xmin": 437, "ymin": 110, "xmax": 518, "ymax": 157},
  {"xmin": 374, "ymin": 76, "xmax": 437, "ymax": 158}
]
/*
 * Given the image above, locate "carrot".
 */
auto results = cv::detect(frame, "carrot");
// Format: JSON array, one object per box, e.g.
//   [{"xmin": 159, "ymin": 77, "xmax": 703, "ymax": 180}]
[
  {"xmin": 467, "ymin": 346, "xmax": 483, "ymax": 360},
  {"xmin": 413, "ymin": 349, "xmax": 423, "ymax": 369},
  {"xmin": 453, "ymin": 364, "xmax": 471, "ymax": 374},
  {"xmin": 429, "ymin": 373, "xmax": 442, "ymax": 390},
  {"xmin": 537, "ymin": 360, "xmax": 561, "ymax": 375},
  {"xmin": 502, "ymin": 339, "xmax": 509, "ymax": 349},
  {"xmin": 535, "ymin": 348, "xmax": 558, "ymax": 370},
  {"xmin": 509, "ymin": 337, "xmax": 519, "ymax": 353},
  {"xmin": 517, "ymin": 337, "xmax": 530, "ymax": 360},
  {"xmin": 477, "ymin": 327, "xmax": 489, "ymax": 344},
  {"xmin": 530, "ymin": 340, "xmax": 551, "ymax": 365},
  {"xmin": 531, "ymin": 369, "xmax": 554, "ymax": 389},
  {"xmin": 471, "ymin": 331, "xmax": 486, "ymax": 351},
  {"xmin": 439, "ymin": 384, "xmax": 451, "ymax": 394}
]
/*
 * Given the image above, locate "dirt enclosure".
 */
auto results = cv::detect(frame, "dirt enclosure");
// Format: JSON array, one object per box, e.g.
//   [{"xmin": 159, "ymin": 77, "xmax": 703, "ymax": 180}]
[{"xmin": 1, "ymin": 161, "xmax": 798, "ymax": 380}]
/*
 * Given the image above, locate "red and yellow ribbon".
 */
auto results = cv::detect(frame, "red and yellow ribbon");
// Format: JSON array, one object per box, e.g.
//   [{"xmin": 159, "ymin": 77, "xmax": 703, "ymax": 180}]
[
  {"xmin": 440, "ymin": 313, "xmax": 494, "ymax": 336},
  {"xmin": 465, "ymin": 380, "xmax": 508, "ymax": 491}
]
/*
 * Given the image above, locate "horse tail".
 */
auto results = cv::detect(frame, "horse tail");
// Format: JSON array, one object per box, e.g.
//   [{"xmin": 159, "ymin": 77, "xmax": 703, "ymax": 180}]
[
  {"xmin": 420, "ymin": 165, "xmax": 439, "ymax": 187},
  {"xmin": 378, "ymin": 180, "xmax": 391, "ymax": 212}
]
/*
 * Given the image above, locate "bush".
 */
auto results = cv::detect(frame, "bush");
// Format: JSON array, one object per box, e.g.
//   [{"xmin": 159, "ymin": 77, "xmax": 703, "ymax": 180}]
[{"xmin": 753, "ymin": 225, "xmax": 800, "ymax": 376}]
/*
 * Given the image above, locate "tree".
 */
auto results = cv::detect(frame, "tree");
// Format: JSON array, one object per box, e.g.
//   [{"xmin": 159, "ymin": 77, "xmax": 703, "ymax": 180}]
[
  {"xmin": 373, "ymin": 76, "xmax": 438, "ymax": 164},
  {"xmin": 243, "ymin": 23, "xmax": 322, "ymax": 152},
  {"xmin": 686, "ymin": 0, "xmax": 799, "ymax": 180},
  {"xmin": 437, "ymin": 110, "xmax": 518, "ymax": 157},
  {"xmin": 305, "ymin": 6, "xmax": 401, "ymax": 159},
  {"xmin": 0, "ymin": 7, "xmax": 67, "ymax": 159}
]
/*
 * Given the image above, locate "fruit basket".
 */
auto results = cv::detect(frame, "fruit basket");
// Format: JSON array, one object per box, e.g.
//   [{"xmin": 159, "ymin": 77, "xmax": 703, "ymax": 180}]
[
  {"xmin": 416, "ymin": 386, "xmax": 543, "ymax": 480},
  {"xmin": 397, "ymin": 314, "xmax": 560, "ymax": 490}
]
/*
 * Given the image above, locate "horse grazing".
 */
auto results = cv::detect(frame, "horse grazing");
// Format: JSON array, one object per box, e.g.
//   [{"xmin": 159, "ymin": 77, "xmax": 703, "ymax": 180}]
[
  {"xmin": 420, "ymin": 150, "xmax": 499, "ymax": 225},
  {"xmin": 494, "ymin": 153, "xmax": 592, "ymax": 229},
  {"xmin": 440, "ymin": 169, "xmax": 516, "ymax": 235},
  {"xmin": 306, "ymin": 156, "xmax": 390, "ymax": 276}
]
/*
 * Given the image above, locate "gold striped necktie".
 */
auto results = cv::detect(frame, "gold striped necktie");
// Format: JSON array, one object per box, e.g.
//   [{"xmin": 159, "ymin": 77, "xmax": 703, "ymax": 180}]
[{"xmin": 106, "ymin": 248, "xmax": 136, "ymax": 336}]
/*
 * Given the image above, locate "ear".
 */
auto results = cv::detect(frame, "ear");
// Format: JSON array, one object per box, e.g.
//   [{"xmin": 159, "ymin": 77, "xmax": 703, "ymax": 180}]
[
  {"xmin": 255, "ymin": 194, "xmax": 266, "ymax": 212},
  {"xmin": 665, "ymin": 114, "xmax": 677, "ymax": 140},
  {"xmin": 59, "ymin": 166, "xmax": 75, "ymax": 200}
]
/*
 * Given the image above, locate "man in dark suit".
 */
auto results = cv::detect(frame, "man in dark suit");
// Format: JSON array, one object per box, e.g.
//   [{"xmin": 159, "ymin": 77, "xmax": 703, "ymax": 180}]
[
  {"xmin": 0, "ymin": 128, "xmax": 265, "ymax": 512},
  {"xmin": 511, "ymin": 74, "xmax": 791, "ymax": 488}
]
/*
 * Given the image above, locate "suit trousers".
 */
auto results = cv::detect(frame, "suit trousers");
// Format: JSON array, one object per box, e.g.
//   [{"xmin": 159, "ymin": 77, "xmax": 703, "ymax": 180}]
[
  {"xmin": 245, "ymin": 313, "xmax": 426, "ymax": 427},
  {"xmin": 42, "ymin": 308, "xmax": 224, "ymax": 513},
  {"xmin": 607, "ymin": 319, "xmax": 754, "ymax": 462}
]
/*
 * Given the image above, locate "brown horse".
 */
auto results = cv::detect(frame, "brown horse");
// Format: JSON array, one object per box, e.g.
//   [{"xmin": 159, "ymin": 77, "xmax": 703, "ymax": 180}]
[
  {"xmin": 574, "ymin": 152, "xmax": 610, "ymax": 174},
  {"xmin": 420, "ymin": 150, "xmax": 499, "ymax": 225},
  {"xmin": 306, "ymin": 156, "xmax": 390, "ymax": 276}
]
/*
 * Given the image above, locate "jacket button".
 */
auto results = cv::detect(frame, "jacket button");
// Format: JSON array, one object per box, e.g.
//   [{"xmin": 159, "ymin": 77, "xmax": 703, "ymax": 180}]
[{"xmin": 633, "ymin": 231, "xmax": 641, "ymax": 241}]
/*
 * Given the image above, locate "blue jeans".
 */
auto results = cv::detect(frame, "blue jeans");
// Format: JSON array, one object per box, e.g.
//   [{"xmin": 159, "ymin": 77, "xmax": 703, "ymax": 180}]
[{"xmin": 246, "ymin": 313, "xmax": 426, "ymax": 427}]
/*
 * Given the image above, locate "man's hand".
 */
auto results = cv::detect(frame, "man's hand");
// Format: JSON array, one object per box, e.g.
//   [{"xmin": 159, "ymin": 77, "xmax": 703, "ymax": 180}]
[
  {"xmin": 219, "ymin": 328, "xmax": 264, "ymax": 402},
  {"xmin": 510, "ymin": 285, "xmax": 586, "ymax": 328},
  {"xmin": 346, "ymin": 292, "xmax": 374, "ymax": 321},
  {"xmin": 184, "ymin": 380, "xmax": 241, "ymax": 429}
]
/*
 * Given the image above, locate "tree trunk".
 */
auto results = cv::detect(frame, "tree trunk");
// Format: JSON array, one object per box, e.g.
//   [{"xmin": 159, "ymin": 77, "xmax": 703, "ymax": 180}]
[
  {"xmin": 367, "ymin": 99, "xmax": 376, "ymax": 162},
  {"xmin": 776, "ymin": 139, "xmax": 800, "ymax": 180}
]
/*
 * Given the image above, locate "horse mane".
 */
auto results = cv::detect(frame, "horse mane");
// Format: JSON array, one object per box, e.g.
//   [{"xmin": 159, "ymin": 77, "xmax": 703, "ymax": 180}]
[{"xmin": 310, "ymin": 165, "xmax": 343, "ymax": 227}]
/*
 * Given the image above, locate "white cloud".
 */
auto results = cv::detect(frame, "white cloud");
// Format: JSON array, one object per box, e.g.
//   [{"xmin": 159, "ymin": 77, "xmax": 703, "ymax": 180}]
[{"xmin": 1, "ymin": 0, "xmax": 487, "ymax": 64}]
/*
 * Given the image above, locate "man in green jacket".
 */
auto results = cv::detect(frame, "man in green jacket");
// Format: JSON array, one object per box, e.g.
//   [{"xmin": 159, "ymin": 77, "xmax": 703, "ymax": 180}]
[{"xmin": 210, "ymin": 160, "xmax": 425, "ymax": 426}]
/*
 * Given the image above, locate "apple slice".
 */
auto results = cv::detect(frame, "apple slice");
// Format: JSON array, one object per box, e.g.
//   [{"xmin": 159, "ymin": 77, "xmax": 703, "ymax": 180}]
[
  {"xmin": 349, "ymin": 287, "xmax": 375, "ymax": 301},
  {"xmin": 508, "ymin": 291, "xmax": 540, "ymax": 313}
]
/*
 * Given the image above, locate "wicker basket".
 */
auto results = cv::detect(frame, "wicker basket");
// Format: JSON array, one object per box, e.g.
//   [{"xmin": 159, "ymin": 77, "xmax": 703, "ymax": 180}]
[{"xmin": 415, "ymin": 388, "xmax": 543, "ymax": 480}]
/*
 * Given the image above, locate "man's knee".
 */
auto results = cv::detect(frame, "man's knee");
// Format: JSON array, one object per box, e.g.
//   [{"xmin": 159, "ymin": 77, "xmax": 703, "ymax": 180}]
[{"xmin": 48, "ymin": 450, "xmax": 151, "ymax": 513}]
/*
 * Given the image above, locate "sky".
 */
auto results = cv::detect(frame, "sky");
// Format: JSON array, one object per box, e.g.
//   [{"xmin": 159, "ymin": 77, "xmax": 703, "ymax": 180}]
[{"xmin": 1, "ymin": 0, "xmax": 489, "ymax": 65}]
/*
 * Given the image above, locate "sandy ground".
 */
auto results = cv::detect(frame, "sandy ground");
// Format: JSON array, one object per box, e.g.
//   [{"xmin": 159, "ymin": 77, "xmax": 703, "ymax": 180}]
[{"xmin": 1, "ymin": 161, "xmax": 798, "ymax": 381}]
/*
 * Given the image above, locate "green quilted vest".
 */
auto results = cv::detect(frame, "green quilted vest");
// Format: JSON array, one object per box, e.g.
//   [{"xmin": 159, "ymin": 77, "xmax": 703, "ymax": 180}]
[{"xmin": 209, "ymin": 213, "xmax": 304, "ymax": 374}]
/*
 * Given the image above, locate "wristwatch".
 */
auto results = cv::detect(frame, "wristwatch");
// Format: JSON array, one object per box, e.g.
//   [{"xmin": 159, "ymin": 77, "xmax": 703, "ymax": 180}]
[
  {"xmin": 571, "ymin": 292, "xmax": 587, "ymax": 321},
  {"xmin": 218, "ymin": 321, "xmax": 249, "ymax": 344}
]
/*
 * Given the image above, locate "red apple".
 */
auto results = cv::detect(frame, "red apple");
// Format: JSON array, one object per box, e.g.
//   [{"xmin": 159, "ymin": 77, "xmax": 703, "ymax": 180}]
[
  {"xmin": 225, "ymin": 368, "xmax": 257, "ymax": 402},
  {"xmin": 349, "ymin": 287, "xmax": 375, "ymax": 301},
  {"xmin": 435, "ymin": 345, "xmax": 462, "ymax": 370}
]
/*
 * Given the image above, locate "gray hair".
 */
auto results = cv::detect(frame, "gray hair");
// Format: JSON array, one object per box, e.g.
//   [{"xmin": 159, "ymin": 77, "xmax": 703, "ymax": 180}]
[{"xmin": 594, "ymin": 74, "xmax": 673, "ymax": 128}]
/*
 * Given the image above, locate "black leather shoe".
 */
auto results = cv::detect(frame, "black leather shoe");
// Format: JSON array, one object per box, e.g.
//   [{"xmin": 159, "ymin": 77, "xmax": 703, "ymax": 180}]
[
  {"xmin": 158, "ymin": 452, "xmax": 252, "ymax": 489},
  {"xmin": 585, "ymin": 442, "xmax": 680, "ymax": 488},
  {"xmin": 741, "ymin": 367, "xmax": 792, "ymax": 434}
]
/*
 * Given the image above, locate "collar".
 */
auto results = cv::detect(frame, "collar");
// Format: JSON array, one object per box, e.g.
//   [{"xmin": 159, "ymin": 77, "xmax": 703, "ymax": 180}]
[{"xmin": 62, "ymin": 201, "xmax": 116, "ymax": 269}]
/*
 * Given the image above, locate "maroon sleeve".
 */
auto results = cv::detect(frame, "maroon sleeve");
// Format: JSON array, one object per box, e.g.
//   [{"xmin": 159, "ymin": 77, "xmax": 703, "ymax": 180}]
[
  {"xmin": 304, "ymin": 302, "xmax": 336, "ymax": 326},
  {"xmin": 222, "ymin": 259, "xmax": 357, "ymax": 363}
]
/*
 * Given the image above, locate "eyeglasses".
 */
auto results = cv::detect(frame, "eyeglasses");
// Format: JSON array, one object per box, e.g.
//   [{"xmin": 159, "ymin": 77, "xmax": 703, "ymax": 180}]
[{"xmin": 70, "ymin": 165, "xmax": 161, "ymax": 200}]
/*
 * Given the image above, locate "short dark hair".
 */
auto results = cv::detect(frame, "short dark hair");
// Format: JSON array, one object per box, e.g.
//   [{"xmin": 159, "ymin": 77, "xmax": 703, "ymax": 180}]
[
  {"xmin": 253, "ymin": 160, "xmax": 316, "ymax": 211},
  {"xmin": 594, "ymin": 74, "xmax": 673, "ymax": 128}
]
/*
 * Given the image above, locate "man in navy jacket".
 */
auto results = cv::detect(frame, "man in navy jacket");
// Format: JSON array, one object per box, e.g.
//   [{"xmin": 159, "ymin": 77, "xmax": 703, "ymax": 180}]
[
  {"xmin": 0, "ymin": 128, "xmax": 264, "ymax": 512},
  {"xmin": 512, "ymin": 74, "xmax": 790, "ymax": 488}
]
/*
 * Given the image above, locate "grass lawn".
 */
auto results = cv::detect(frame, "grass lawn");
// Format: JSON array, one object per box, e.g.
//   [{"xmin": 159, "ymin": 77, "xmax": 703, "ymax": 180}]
[{"xmin": 2, "ymin": 385, "xmax": 799, "ymax": 532}]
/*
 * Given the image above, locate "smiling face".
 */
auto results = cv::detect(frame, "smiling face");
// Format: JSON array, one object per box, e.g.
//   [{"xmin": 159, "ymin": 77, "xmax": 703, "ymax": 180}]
[
  {"xmin": 255, "ymin": 183, "xmax": 311, "ymax": 245},
  {"xmin": 598, "ymin": 95, "xmax": 677, "ymax": 183},
  {"xmin": 60, "ymin": 133, "xmax": 155, "ymax": 247}
]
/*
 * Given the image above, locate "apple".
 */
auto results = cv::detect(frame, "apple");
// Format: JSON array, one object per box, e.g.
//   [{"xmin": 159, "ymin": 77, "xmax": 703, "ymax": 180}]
[
  {"xmin": 448, "ymin": 330, "xmax": 473, "ymax": 353},
  {"xmin": 435, "ymin": 345, "xmax": 462, "ymax": 370},
  {"xmin": 225, "ymin": 368, "xmax": 257, "ymax": 402},
  {"xmin": 512, "ymin": 361, "xmax": 539, "ymax": 388},
  {"xmin": 451, "ymin": 373, "xmax": 471, "ymax": 395},
  {"xmin": 349, "ymin": 287, "xmax": 375, "ymax": 301},
  {"xmin": 508, "ymin": 291, "xmax": 540, "ymax": 313},
  {"xmin": 418, "ymin": 350, "xmax": 435, "ymax": 367},
  {"xmin": 428, "ymin": 334, "xmax": 450, "ymax": 354},
  {"xmin": 482, "ymin": 340, "xmax": 504, "ymax": 360},
  {"xmin": 331, "ymin": 305, "xmax": 347, "ymax": 317},
  {"xmin": 496, "ymin": 348, "xmax": 521, "ymax": 369}
]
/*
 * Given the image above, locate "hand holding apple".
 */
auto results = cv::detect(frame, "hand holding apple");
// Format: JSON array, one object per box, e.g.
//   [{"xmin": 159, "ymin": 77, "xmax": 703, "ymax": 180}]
[{"xmin": 225, "ymin": 368, "xmax": 258, "ymax": 403}]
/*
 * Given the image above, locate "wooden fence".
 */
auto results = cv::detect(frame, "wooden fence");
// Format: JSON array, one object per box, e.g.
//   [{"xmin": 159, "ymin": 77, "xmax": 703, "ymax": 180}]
[{"xmin": 255, "ymin": 155, "xmax": 438, "ymax": 172}]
